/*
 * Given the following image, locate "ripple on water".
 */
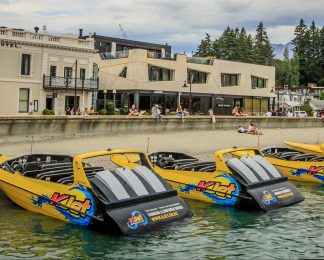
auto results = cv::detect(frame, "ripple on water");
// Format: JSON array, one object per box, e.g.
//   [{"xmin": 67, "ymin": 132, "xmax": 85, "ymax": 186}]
[{"xmin": 0, "ymin": 183, "xmax": 324, "ymax": 258}]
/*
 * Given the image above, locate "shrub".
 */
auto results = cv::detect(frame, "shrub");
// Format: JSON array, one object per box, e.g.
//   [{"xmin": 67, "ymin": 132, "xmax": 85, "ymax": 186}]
[
  {"xmin": 98, "ymin": 108, "xmax": 107, "ymax": 115},
  {"xmin": 300, "ymin": 101, "xmax": 313, "ymax": 116},
  {"xmin": 42, "ymin": 109, "xmax": 55, "ymax": 115},
  {"xmin": 106, "ymin": 101, "xmax": 115, "ymax": 115}
]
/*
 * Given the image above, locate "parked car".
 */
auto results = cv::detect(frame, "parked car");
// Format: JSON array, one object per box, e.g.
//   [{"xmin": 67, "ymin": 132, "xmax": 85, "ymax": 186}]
[{"xmin": 293, "ymin": 111, "xmax": 308, "ymax": 117}]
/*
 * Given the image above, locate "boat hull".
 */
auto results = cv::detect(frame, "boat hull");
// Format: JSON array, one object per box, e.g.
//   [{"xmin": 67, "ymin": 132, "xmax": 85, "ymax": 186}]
[
  {"xmin": 265, "ymin": 158, "xmax": 324, "ymax": 184},
  {"xmin": 284, "ymin": 141, "xmax": 324, "ymax": 156}
]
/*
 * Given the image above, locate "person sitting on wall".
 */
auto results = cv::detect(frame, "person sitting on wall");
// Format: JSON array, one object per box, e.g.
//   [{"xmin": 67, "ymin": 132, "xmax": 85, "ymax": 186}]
[
  {"xmin": 238, "ymin": 107, "xmax": 247, "ymax": 116},
  {"xmin": 128, "ymin": 104, "xmax": 139, "ymax": 116},
  {"xmin": 176, "ymin": 105, "xmax": 185, "ymax": 122},
  {"xmin": 84, "ymin": 107, "xmax": 89, "ymax": 116},
  {"xmin": 151, "ymin": 104, "xmax": 162, "ymax": 123},
  {"xmin": 66, "ymin": 107, "xmax": 71, "ymax": 115},
  {"xmin": 265, "ymin": 110, "xmax": 272, "ymax": 117},
  {"xmin": 232, "ymin": 106, "xmax": 239, "ymax": 116}
]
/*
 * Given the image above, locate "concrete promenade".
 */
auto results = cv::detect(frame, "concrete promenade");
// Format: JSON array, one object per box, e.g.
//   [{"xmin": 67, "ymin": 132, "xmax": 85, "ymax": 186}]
[
  {"xmin": 0, "ymin": 115, "xmax": 322, "ymax": 144},
  {"xmin": 0, "ymin": 127, "xmax": 323, "ymax": 159}
]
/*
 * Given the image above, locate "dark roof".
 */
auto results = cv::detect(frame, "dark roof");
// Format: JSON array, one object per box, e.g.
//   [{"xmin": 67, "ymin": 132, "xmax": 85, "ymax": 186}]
[{"xmin": 81, "ymin": 34, "xmax": 171, "ymax": 52}]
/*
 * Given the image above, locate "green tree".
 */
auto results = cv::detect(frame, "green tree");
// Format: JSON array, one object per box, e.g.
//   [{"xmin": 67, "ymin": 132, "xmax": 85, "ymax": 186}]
[
  {"xmin": 319, "ymin": 26, "xmax": 324, "ymax": 85},
  {"xmin": 292, "ymin": 19, "xmax": 310, "ymax": 85},
  {"xmin": 290, "ymin": 52, "xmax": 300, "ymax": 87},
  {"xmin": 281, "ymin": 47, "xmax": 291, "ymax": 86},
  {"xmin": 254, "ymin": 22, "xmax": 274, "ymax": 65},
  {"xmin": 319, "ymin": 91, "xmax": 324, "ymax": 100},
  {"xmin": 195, "ymin": 33, "xmax": 214, "ymax": 57}
]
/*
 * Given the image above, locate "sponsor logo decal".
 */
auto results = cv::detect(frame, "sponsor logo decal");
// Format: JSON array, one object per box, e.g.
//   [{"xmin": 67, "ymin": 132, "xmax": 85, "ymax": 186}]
[
  {"xmin": 178, "ymin": 174, "xmax": 239, "ymax": 206},
  {"xmin": 127, "ymin": 211, "xmax": 148, "ymax": 230},
  {"xmin": 31, "ymin": 185, "xmax": 94, "ymax": 226},
  {"xmin": 262, "ymin": 187, "xmax": 294, "ymax": 205},
  {"xmin": 290, "ymin": 166, "xmax": 324, "ymax": 182},
  {"xmin": 262, "ymin": 190, "xmax": 277, "ymax": 205}
]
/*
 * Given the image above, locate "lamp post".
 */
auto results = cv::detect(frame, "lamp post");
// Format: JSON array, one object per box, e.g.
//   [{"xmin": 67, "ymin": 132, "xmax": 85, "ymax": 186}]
[
  {"xmin": 103, "ymin": 89, "xmax": 107, "ymax": 110},
  {"xmin": 183, "ymin": 71, "xmax": 194, "ymax": 115},
  {"xmin": 74, "ymin": 60, "xmax": 78, "ymax": 113}
]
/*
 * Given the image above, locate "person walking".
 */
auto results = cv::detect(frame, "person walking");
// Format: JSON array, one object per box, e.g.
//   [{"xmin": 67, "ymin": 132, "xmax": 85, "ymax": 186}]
[{"xmin": 208, "ymin": 108, "xmax": 216, "ymax": 123}]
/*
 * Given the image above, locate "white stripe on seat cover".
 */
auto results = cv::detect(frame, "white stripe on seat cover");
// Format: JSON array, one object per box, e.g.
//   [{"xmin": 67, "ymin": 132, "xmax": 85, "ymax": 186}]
[
  {"xmin": 96, "ymin": 170, "xmax": 130, "ymax": 200},
  {"xmin": 134, "ymin": 166, "xmax": 166, "ymax": 193},
  {"xmin": 227, "ymin": 158, "xmax": 259, "ymax": 183},
  {"xmin": 240, "ymin": 157, "xmax": 271, "ymax": 181},
  {"xmin": 115, "ymin": 168, "xmax": 149, "ymax": 196},
  {"xmin": 252, "ymin": 155, "xmax": 282, "ymax": 178}
]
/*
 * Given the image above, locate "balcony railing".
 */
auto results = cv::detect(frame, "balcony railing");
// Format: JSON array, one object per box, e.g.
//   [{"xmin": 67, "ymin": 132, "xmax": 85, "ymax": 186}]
[
  {"xmin": 99, "ymin": 50, "xmax": 129, "ymax": 60},
  {"xmin": 43, "ymin": 75, "xmax": 98, "ymax": 91},
  {"xmin": 187, "ymin": 57, "xmax": 214, "ymax": 65}
]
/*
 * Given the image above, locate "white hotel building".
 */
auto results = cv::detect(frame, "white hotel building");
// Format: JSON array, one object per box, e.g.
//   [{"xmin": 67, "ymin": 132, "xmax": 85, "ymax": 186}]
[
  {"xmin": 0, "ymin": 26, "xmax": 97, "ymax": 115},
  {"xmin": 0, "ymin": 26, "xmax": 276, "ymax": 116}
]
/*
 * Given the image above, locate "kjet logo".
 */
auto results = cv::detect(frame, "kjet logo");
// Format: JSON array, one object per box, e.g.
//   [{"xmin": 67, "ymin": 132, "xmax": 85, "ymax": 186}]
[
  {"xmin": 262, "ymin": 190, "xmax": 277, "ymax": 205},
  {"xmin": 127, "ymin": 211, "xmax": 148, "ymax": 230}
]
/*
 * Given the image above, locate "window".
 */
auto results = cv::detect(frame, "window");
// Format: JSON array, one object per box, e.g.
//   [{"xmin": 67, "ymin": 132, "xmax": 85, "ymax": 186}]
[
  {"xmin": 251, "ymin": 76, "xmax": 267, "ymax": 89},
  {"xmin": 188, "ymin": 70, "xmax": 208, "ymax": 84},
  {"xmin": 21, "ymin": 54, "xmax": 31, "ymax": 75},
  {"xmin": 80, "ymin": 68, "xmax": 86, "ymax": 80},
  {"xmin": 50, "ymin": 66, "xmax": 56, "ymax": 77},
  {"xmin": 19, "ymin": 88, "xmax": 29, "ymax": 113},
  {"xmin": 221, "ymin": 74, "xmax": 239, "ymax": 87},
  {"xmin": 148, "ymin": 65, "xmax": 174, "ymax": 81},
  {"xmin": 119, "ymin": 67, "xmax": 127, "ymax": 78},
  {"xmin": 92, "ymin": 63, "xmax": 99, "ymax": 79},
  {"xmin": 64, "ymin": 67, "xmax": 73, "ymax": 78}
]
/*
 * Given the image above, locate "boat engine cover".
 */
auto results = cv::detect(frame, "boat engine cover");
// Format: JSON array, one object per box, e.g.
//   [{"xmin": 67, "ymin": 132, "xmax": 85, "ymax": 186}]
[
  {"xmin": 247, "ymin": 181, "xmax": 304, "ymax": 210},
  {"xmin": 106, "ymin": 196, "xmax": 191, "ymax": 235}
]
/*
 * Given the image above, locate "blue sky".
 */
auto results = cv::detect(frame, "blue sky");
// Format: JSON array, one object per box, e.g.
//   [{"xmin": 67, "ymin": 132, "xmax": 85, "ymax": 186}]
[{"xmin": 0, "ymin": 0, "xmax": 323, "ymax": 54}]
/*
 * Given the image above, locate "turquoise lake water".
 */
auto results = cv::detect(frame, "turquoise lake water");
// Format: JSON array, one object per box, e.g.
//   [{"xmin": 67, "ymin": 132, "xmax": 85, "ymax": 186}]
[{"xmin": 0, "ymin": 182, "xmax": 323, "ymax": 259}]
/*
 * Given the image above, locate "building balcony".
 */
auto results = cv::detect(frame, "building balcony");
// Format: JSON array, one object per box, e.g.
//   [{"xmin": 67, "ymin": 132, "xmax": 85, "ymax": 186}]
[
  {"xmin": 43, "ymin": 75, "xmax": 98, "ymax": 91},
  {"xmin": 0, "ymin": 26, "xmax": 95, "ymax": 51},
  {"xmin": 99, "ymin": 50, "xmax": 129, "ymax": 60},
  {"xmin": 187, "ymin": 57, "xmax": 214, "ymax": 65}
]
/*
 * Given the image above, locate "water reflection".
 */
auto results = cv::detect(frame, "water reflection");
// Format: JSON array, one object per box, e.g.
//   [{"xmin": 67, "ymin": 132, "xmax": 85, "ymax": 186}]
[{"xmin": 1, "ymin": 183, "xmax": 324, "ymax": 258}]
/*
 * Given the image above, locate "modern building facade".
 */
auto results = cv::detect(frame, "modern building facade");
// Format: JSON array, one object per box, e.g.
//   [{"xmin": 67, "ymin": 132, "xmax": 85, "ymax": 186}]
[
  {"xmin": 95, "ymin": 49, "xmax": 276, "ymax": 115},
  {"xmin": 80, "ymin": 31, "xmax": 171, "ymax": 60},
  {"xmin": 0, "ymin": 26, "xmax": 98, "ymax": 115}
]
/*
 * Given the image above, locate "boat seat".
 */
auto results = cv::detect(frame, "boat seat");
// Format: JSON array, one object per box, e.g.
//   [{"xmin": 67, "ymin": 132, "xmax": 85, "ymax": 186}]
[
  {"xmin": 41, "ymin": 162, "xmax": 74, "ymax": 170},
  {"xmin": 198, "ymin": 164, "xmax": 216, "ymax": 172},
  {"xmin": 279, "ymin": 152, "xmax": 301, "ymax": 160},
  {"xmin": 290, "ymin": 154, "xmax": 318, "ymax": 161},
  {"xmin": 309, "ymin": 156, "xmax": 324, "ymax": 162},
  {"xmin": 57, "ymin": 170, "xmax": 100, "ymax": 185},
  {"xmin": 23, "ymin": 165, "xmax": 73, "ymax": 177},
  {"xmin": 40, "ymin": 166, "xmax": 104, "ymax": 183},
  {"xmin": 179, "ymin": 161, "xmax": 215, "ymax": 171}
]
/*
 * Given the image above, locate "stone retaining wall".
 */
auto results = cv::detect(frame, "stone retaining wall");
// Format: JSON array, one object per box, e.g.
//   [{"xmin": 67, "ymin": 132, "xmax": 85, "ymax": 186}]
[{"xmin": 0, "ymin": 116, "xmax": 322, "ymax": 143}]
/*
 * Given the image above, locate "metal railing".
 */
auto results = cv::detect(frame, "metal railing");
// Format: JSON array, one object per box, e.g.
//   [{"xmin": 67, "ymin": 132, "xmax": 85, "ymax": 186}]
[
  {"xmin": 100, "ymin": 50, "xmax": 129, "ymax": 60},
  {"xmin": 43, "ymin": 75, "xmax": 98, "ymax": 90},
  {"xmin": 187, "ymin": 57, "xmax": 214, "ymax": 65}
]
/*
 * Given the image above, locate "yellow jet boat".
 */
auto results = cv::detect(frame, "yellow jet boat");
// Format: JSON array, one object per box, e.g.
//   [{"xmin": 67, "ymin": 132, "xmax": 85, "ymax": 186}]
[
  {"xmin": 112, "ymin": 148, "xmax": 304, "ymax": 211},
  {"xmin": 261, "ymin": 146, "xmax": 324, "ymax": 184},
  {"xmin": 0, "ymin": 150, "xmax": 191, "ymax": 235},
  {"xmin": 283, "ymin": 141, "xmax": 324, "ymax": 156}
]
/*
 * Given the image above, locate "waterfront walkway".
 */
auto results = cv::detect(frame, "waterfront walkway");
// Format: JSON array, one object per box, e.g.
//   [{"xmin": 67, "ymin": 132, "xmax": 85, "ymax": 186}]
[{"xmin": 1, "ymin": 127, "xmax": 323, "ymax": 158}]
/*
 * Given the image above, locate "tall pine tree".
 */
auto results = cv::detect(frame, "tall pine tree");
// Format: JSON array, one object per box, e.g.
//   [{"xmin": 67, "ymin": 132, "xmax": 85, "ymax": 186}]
[
  {"xmin": 281, "ymin": 47, "xmax": 291, "ymax": 86},
  {"xmin": 195, "ymin": 33, "xmax": 214, "ymax": 57},
  {"xmin": 292, "ymin": 19, "xmax": 309, "ymax": 85},
  {"xmin": 291, "ymin": 52, "xmax": 300, "ymax": 87},
  {"xmin": 254, "ymin": 22, "xmax": 274, "ymax": 65}
]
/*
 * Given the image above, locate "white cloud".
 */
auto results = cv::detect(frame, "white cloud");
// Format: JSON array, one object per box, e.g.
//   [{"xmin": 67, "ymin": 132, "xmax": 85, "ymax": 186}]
[{"xmin": 0, "ymin": 0, "xmax": 323, "ymax": 53}]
